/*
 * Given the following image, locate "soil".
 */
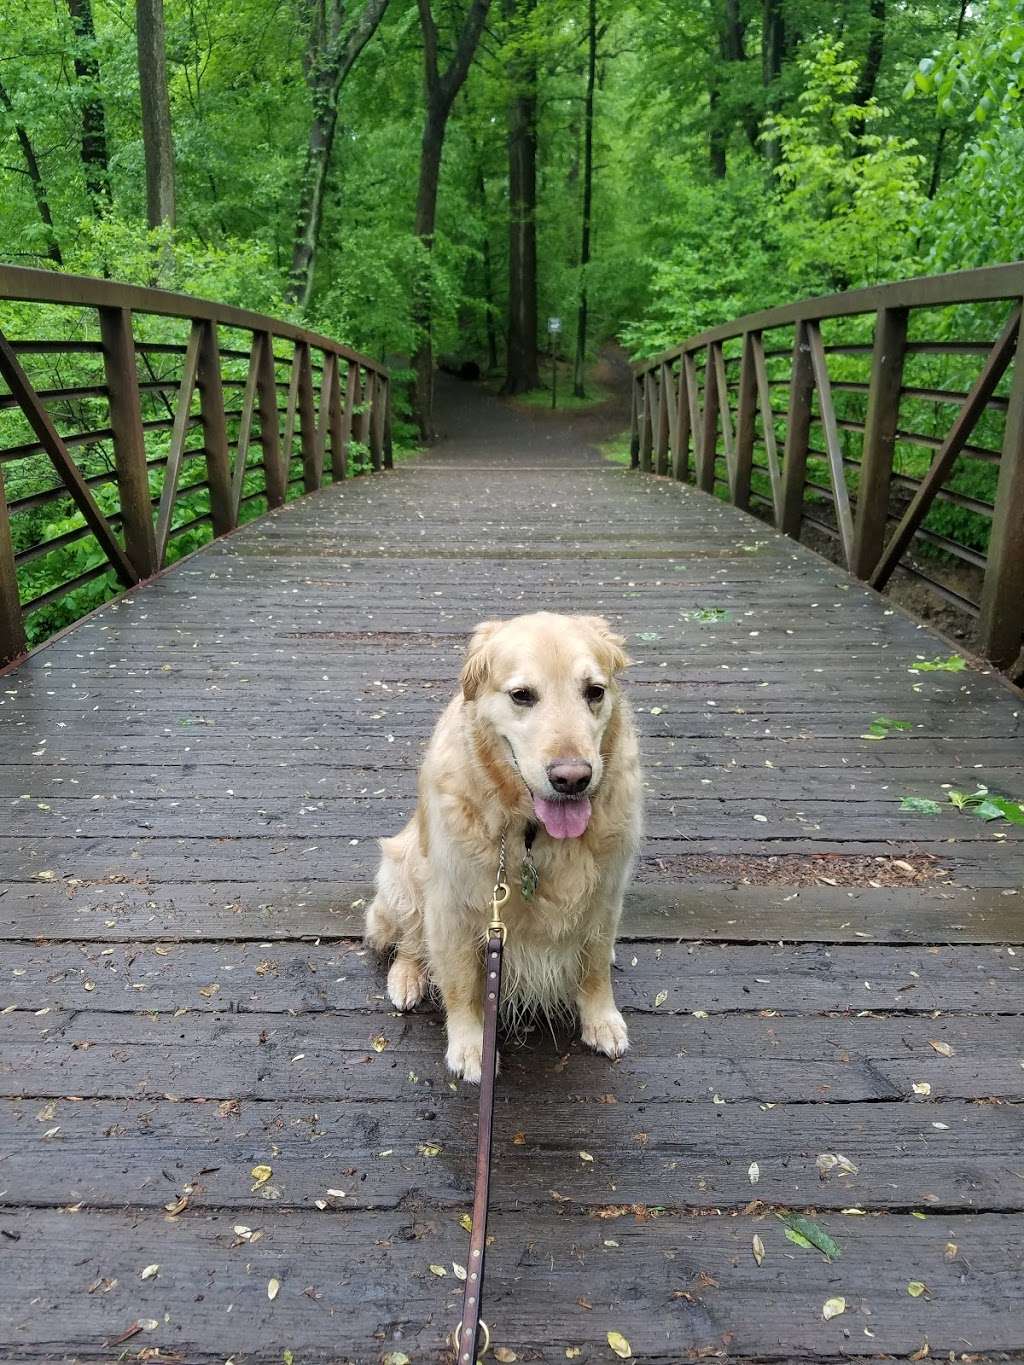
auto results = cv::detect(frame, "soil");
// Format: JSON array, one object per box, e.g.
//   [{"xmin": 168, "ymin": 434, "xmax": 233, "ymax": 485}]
[{"xmin": 636, "ymin": 849, "xmax": 954, "ymax": 888}]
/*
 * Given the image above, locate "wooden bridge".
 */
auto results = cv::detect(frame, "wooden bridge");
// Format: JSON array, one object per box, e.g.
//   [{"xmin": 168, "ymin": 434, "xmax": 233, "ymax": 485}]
[{"xmin": 1, "ymin": 265, "xmax": 1023, "ymax": 1363}]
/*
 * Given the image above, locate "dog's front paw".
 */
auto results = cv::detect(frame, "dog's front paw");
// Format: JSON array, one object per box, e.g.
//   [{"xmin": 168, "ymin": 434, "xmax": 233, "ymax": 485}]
[
  {"xmin": 580, "ymin": 1006, "xmax": 629, "ymax": 1059},
  {"xmin": 387, "ymin": 954, "xmax": 427, "ymax": 1011},
  {"xmin": 445, "ymin": 1018, "xmax": 497, "ymax": 1084}
]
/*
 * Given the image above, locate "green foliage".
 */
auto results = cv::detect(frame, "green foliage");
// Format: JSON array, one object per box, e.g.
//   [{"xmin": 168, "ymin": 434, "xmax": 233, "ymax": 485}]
[
  {"xmin": 2, "ymin": 0, "xmax": 1022, "ymax": 648},
  {"xmin": 768, "ymin": 40, "xmax": 926, "ymax": 293}
]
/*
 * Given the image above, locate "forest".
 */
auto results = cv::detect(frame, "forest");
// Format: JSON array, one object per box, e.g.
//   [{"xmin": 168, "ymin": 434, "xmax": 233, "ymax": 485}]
[{"xmin": 1, "ymin": 0, "xmax": 1023, "ymax": 641}]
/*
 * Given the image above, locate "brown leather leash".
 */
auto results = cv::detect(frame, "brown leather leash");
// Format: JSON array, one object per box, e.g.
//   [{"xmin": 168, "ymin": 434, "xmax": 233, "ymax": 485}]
[{"xmin": 450, "ymin": 834, "xmax": 510, "ymax": 1363}]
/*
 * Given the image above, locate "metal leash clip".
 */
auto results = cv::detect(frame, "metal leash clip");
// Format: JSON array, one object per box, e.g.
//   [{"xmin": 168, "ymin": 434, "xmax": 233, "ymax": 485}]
[{"xmin": 488, "ymin": 830, "xmax": 510, "ymax": 943}]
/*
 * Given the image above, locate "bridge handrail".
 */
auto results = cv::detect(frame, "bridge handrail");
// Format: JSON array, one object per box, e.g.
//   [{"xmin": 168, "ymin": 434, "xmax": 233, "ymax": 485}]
[
  {"xmin": 0, "ymin": 266, "xmax": 392, "ymax": 666},
  {"xmin": 631, "ymin": 263, "xmax": 1024, "ymax": 674}
]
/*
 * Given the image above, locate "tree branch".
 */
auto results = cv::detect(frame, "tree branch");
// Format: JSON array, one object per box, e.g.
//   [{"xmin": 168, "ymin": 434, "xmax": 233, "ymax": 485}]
[{"xmin": 0, "ymin": 77, "xmax": 63, "ymax": 264}]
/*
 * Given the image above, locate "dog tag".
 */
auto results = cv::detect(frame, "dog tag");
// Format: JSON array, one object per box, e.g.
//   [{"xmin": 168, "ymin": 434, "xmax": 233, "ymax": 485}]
[{"xmin": 520, "ymin": 853, "xmax": 539, "ymax": 900}]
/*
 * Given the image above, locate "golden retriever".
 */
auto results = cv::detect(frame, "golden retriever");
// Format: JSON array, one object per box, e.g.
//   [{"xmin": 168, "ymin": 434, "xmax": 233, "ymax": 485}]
[{"xmin": 365, "ymin": 612, "xmax": 642, "ymax": 1081}]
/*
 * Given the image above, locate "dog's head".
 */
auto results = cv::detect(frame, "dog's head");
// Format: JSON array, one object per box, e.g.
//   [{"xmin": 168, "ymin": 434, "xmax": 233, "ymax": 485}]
[{"xmin": 460, "ymin": 612, "xmax": 630, "ymax": 839}]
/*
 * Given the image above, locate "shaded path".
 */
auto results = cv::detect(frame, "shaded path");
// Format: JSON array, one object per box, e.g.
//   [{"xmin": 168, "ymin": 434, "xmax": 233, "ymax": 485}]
[{"xmin": 1, "ymin": 376, "xmax": 1023, "ymax": 1362}]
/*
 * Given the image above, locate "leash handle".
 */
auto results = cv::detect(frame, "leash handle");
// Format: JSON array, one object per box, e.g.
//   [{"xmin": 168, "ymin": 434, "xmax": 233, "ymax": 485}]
[{"xmin": 453, "ymin": 920, "xmax": 505, "ymax": 1362}]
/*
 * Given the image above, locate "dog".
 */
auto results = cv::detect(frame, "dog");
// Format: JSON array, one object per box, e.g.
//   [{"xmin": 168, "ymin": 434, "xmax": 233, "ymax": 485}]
[{"xmin": 365, "ymin": 612, "xmax": 642, "ymax": 1081}]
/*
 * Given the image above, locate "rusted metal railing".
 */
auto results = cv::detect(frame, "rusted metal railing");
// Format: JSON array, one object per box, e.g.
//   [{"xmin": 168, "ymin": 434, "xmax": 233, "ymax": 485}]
[
  {"xmin": 631, "ymin": 264, "xmax": 1024, "ymax": 674},
  {"xmin": 0, "ymin": 266, "xmax": 391, "ymax": 665}
]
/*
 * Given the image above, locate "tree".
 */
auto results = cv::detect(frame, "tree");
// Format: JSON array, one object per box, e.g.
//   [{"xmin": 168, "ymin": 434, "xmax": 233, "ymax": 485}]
[
  {"xmin": 0, "ymin": 77, "xmax": 63, "ymax": 264},
  {"xmin": 136, "ymin": 0, "xmax": 175, "ymax": 230},
  {"xmin": 286, "ymin": 0, "xmax": 391, "ymax": 311},
  {"xmin": 761, "ymin": 0, "xmax": 786, "ymax": 166},
  {"xmin": 850, "ymin": 0, "xmax": 887, "ymax": 142},
  {"xmin": 572, "ymin": 0, "xmax": 597, "ymax": 398},
  {"xmin": 66, "ymin": 0, "xmax": 112, "ymax": 211},
  {"xmin": 501, "ymin": 0, "xmax": 540, "ymax": 395},
  {"xmin": 412, "ymin": 0, "xmax": 493, "ymax": 437}
]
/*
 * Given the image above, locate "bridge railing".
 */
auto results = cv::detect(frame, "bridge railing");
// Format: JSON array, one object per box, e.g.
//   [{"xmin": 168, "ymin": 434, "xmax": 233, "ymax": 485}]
[
  {"xmin": 0, "ymin": 266, "xmax": 391, "ymax": 665},
  {"xmin": 631, "ymin": 264, "xmax": 1024, "ymax": 673}
]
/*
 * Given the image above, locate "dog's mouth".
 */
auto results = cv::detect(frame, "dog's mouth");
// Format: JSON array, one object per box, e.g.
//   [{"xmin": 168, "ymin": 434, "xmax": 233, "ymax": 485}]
[
  {"xmin": 504, "ymin": 740, "xmax": 595, "ymax": 840},
  {"xmin": 532, "ymin": 794, "xmax": 592, "ymax": 840}
]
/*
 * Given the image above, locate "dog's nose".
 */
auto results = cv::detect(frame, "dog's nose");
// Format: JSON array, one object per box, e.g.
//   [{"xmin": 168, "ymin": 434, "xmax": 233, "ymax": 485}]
[{"xmin": 547, "ymin": 759, "xmax": 593, "ymax": 796}]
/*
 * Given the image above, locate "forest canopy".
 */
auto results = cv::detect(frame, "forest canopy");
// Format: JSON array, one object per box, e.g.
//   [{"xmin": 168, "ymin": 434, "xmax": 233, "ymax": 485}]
[{"xmin": 1, "ymin": 0, "xmax": 1022, "ymax": 432}]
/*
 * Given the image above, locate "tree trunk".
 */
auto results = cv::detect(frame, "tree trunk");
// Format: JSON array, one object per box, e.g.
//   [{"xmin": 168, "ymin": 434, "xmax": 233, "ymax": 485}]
[
  {"xmin": 572, "ymin": 0, "xmax": 597, "ymax": 399},
  {"xmin": 286, "ymin": 0, "xmax": 391, "ymax": 311},
  {"xmin": 66, "ymin": 0, "xmax": 112, "ymax": 210},
  {"xmin": 761, "ymin": 0, "xmax": 784, "ymax": 167},
  {"xmin": 501, "ymin": 0, "xmax": 540, "ymax": 396},
  {"xmin": 136, "ymin": 0, "xmax": 175, "ymax": 230},
  {"xmin": 478, "ymin": 165, "xmax": 499, "ymax": 373},
  {"xmin": 0, "ymin": 79, "xmax": 63, "ymax": 264},
  {"xmin": 411, "ymin": 0, "xmax": 493, "ymax": 439},
  {"xmin": 708, "ymin": 85, "xmax": 727, "ymax": 178},
  {"xmin": 927, "ymin": 0, "xmax": 969, "ymax": 198},
  {"xmin": 850, "ymin": 0, "xmax": 885, "ymax": 142},
  {"xmin": 412, "ymin": 109, "xmax": 446, "ymax": 434},
  {"xmin": 708, "ymin": 0, "xmax": 750, "ymax": 176}
]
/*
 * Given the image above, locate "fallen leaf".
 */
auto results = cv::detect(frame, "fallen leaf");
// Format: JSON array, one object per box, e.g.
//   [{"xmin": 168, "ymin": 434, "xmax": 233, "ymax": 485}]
[
  {"xmin": 909, "ymin": 655, "xmax": 965, "ymax": 672},
  {"xmin": 822, "ymin": 1296, "xmax": 846, "ymax": 1320},
  {"xmin": 781, "ymin": 1214, "xmax": 841, "ymax": 1261},
  {"xmin": 752, "ymin": 1234, "xmax": 765, "ymax": 1266},
  {"xmin": 607, "ymin": 1330, "xmax": 632, "ymax": 1359},
  {"xmin": 816, "ymin": 1153, "xmax": 858, "ymax": 1179},
  {"xmin": 944, "ymin": 1242, "xmax": 958, "ymax": 1260},
  {"xmin": 452, "ymin": 1262, "xmax": 467, "ymax": 1281},
  {"xmin": 912, "ymin": 1082, "xmax": 932, "ymax": 1096},
  {"xmin": 459, "ymin": 1213, "xmax": 473, "ymax": 1232},
  {"xmin": 267, "ymin": 1278, "xmax": 280, "ymax": 1301},
  {"xmin": 494, "ymin": 1348, "xmax": 518, "ymax": 1362},
  {"xmin": 653, "ymin": 991, "xmax": 667, "ymax": 1007},
  {"xmin": 140, "ymin": 1264, "xmax": 159, "ymax": 1280},
  {"xmin": 371, "ymin": 1033, "xmax": 388, "ymax": 1052},
  {"xmin": 428, "ymin": 1264, "xmax": 447, "ymax": 1277},
  {"xmin": 910, "ymin": 1343, "xmax": 930, "ymax": 1362},
  {"xmin": 748, "ymin": 1162, "xmax": 760, "ymax": 1184},
  {"xmin": 417, "ymin": 1143, "xmax": 442, "ymax": 1157},
  {"xmin": 907, "ymin": 1280, "xmax": 927, "ymax": 1298},
  {"xmin": 381, "ymin": 1354, "xmax": 410, "ymax": 1365},
  {"xmin": 565, "ymin": 1351, "xmax": 582, "ymax": 1360},
  {"xmin": 928, "ymin": 1040, "xmax": 954, "ymax": 1057},
  {"xmin": 580, "ymin": 1151, "xmax": 594, "ymax": 1163},
  {"xmin": 251, "ymin": 1164, "xmax": 272, "ymax": 1186},
  {"xmin": 513, "ymin": 1131, "xmax": 526, "ymax": 1145}
]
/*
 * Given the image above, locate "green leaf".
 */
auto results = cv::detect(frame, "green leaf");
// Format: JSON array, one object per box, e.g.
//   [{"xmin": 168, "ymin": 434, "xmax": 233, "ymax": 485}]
[
  {"xmin": 781, "ymin": 1214, "xmax": 841, "ymax": 1261},
  {"xmin": 900, "ymin": 797, "xmax": 942, "ymax": 815},
  {"xmin": 910, "ymin": 655, "xmax": 966, "ymax": 673},
  {"xmin": 784, "ymin": 1227, "xmax": 814, "ymax": 1250},
  {"xmin": 971, "ymin": 799, "xmax": 1006, "ymax": 822},
  {"xmin": 990, "ymin": 797, "xmax": 1024, "ymax": 825},
  {"xmin": 862, "ymin": 716, "xmax": 911, "ymax": 739}
]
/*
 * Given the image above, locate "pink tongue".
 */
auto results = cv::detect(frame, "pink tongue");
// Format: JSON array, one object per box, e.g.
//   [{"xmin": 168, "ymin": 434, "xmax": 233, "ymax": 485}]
[{"xmin": 533, "ymin": 795, "xmax": 592, "ymax": 840}]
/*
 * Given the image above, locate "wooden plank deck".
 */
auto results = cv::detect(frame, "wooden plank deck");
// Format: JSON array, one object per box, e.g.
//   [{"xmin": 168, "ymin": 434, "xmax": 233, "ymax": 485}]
[{"xmin": 1, "ymin": 376, "xmax": 1023, "ymax": 1363}]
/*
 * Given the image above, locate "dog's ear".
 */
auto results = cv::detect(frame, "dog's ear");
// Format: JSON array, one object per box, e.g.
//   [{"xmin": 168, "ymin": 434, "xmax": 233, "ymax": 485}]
[
  {"xmin": 460, "ymin": 619, "xmax": 504, "ymax": 700},
  {"xmin": 578, "ymin": 615, "xmax": 631, "ymax": 676}
]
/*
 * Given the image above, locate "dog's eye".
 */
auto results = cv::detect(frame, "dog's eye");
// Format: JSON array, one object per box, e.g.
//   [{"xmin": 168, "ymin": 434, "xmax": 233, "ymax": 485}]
[
  {"xmin": 585, "ymin": 684, "xmax": 606, "ymax": 705},
  {"xmin": 509, "ymin": 687, "xmax": 538, "ymax": 707}
]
